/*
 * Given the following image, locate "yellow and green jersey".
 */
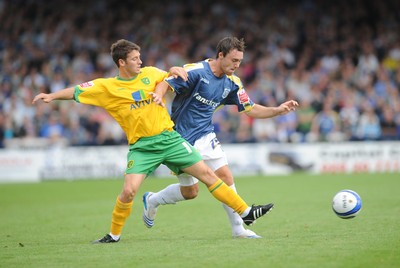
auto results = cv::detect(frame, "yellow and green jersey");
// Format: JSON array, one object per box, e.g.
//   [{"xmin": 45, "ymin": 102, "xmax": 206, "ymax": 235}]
[{"xmin": 73, "ymin": 67, "xmax": 174, "ymax": 144}]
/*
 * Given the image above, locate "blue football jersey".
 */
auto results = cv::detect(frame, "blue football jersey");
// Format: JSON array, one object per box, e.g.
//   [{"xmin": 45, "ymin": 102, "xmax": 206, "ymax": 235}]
[{"xmin": 165, "ymin": 59, "xmax": 255, "ymax": 145}]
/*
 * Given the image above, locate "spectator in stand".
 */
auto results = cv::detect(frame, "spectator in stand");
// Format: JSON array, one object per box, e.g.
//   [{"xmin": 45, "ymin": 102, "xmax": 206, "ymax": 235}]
[
  {"xmin": 1, "ymin": 0, "xmax": 400, "ymax": 146},
  {"xmin": 339, "ymin": 94, "xmax": 360, "ymax": 141},
  {"xmin": 252, "ymin": 117, "xmax": 278, "ymax": 142},
  {"xmin": 379, "ymin": 106, "xmax": 398, "ymax": 140},
  {"xmin": 213, "ymin": 109, "xmax": 236, "ymax": 144},
  {"xmin": 275, "ymin": 110, "xmax": 298, "ymax": 143},
  {"xmin": 383, "ymin": 40, "xmax": 400, "ymax": 73},
  {"xmin": 320, "ymin": 45, "xmax": 340, "ymax": 75},
  {"xmin": 39, "ymin": 113, "xmax": 66, "ymax": 140},
  {"xmin": 97, "ymin": 115, "xmax": 126, "ymax": 145},
  {"xmin": 63, "ymin": 119, "xmax": 91, "ymax": 146},
  {"xmin": 286, "ymin": 67, "xmax": 312, "ymax": 103},
  {"xmin": 356, "ymin": 102, "xmax": 382, "ymax": 141},
  {"xmin": 395, "ymin": 107, "xmax": 400, "ymax": 140},
  {"xmin": 394, "ymin": 67, "xmax": 400, "ymax": 90},
  {"xmin": 233, "ymin": 116, "xmax": 256, "ymax": 143},
  {"xmin": 49, "ymin": 71, "xmax": 68, "ymax": 93},
  {"xmin": 356, "ymin": 42, "xmax": 380, "ymax": 88},
  {"xmin": 292, "ymin": 98, "xmax": 317, "ymax": 142},
  {"xmin": 0, "ymin": 113, "xmax": 5, "ymax": 148},
  {"xmin": 22, "ymin": 67, "xmax": 47, "ymax": 94},
  {"xmin": 373, "ymin": 66, "xmax": 396, "ymax": 99},
  {"xmin": 309, "ymin": 98, "xmax": 345, "ymax": 142}
]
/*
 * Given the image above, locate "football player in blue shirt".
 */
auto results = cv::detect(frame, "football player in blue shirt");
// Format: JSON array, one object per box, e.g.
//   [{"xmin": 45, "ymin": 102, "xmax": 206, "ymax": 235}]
[{"xmin": 143, "ymin": 37, "xmax": 298, "ymax": 238}]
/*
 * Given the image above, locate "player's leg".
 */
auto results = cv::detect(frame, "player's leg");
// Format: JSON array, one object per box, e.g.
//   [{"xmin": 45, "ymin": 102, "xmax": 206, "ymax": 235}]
[
  {"xmin": 198, "ymin": 133, "xmax": 263, "ymax": 238},
  {"xmin": 144, "ymin": 134, "xmax": 210, "ymax": 219},
  {"xmin": 144, "ymin": 130, "xmax": 252, "ymax": 218},
  {"xmin": 181, "ymin": 160, "xmax": 275, "ymax": 223},
  {"xmin": 148, "ymin": 175, "xmax": 198, "ymax": 206},
  {"xmin": 143, "ymin": 133, "xmax": 215, "ymax": 222},
  {"xmin": 179, "ymin": 131, "xmax": 274, "ymax": 222},
  {"xmin": 142, "ymin": 133, "xmax": 231, "ymax": 228},
  {"xmin": 214, "ymin": 165, "xmax": 261, "ymax": 238},
  {"xmin": 93, "ymin": 173, "xmax": 146, "ymax": 243},
  {"xmin": 142, "ymin": 175, "xmax": 199, "ymax": 228},
  {"xmin": 94, "ymin": 135, "xmax": 162, "ymax": 243},
  {"xmin": 141, "ymin": 131, "xmax": 201, "ymax": 228},
  {"xmin": 144, "ymin": 131, "xmax": 273, "ymax": 228}
]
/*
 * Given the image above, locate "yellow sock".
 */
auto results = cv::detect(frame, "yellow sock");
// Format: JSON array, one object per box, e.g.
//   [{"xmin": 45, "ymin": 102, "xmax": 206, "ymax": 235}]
[
  {"xmin": 208, "ymin": 179, "xmax": 248, "ymax": 215},
  {"xmin": 110, "ymin": 197, "xmax": 133, "ymax": 236}
]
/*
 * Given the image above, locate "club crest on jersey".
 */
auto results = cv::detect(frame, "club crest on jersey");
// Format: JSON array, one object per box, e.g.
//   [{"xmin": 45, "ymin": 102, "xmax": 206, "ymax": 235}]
[
  {"xmin": 222, "ymin": 88, "xmax": 230, "ymax": 99},
  {"xmin": 141, "ymin": 77, "xmax": 150, "ymax": 85},
  {"xmin": 127, "ymin": 160, "xmax": 134, "ymax": 169},
  {"xmin": 238, "ymin": 89, "xmax": 250, "ymax": 104},
  {"xmin": 79, "ymin": 81, "xmax": 94, "ymax": 88}
]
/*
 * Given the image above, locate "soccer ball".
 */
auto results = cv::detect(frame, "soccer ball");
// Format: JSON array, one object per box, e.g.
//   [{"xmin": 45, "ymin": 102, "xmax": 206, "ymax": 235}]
[{"xmin": 332, "ymin": 190, "xmax": 362, "ymax": 219}]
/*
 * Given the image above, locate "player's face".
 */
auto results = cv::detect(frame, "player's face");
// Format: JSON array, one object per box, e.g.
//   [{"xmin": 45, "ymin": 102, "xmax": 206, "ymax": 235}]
[
  {"xmin": 120, "ymin": 50, "xmax": 142, "ymax": 77},
  {"xmin": 220, "ymin": 49, "xmax": 243, "ymax": 76}
]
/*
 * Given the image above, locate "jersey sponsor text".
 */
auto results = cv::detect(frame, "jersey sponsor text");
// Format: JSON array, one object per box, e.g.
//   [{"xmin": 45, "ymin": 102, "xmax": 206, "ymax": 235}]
[{"xmin": 193, "ymin": 93, "xmax": 219, "ymax": 108}]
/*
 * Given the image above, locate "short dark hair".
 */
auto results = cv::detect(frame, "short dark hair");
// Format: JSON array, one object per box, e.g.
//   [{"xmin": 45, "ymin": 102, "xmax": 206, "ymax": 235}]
[
  {"xmin": 110, "ymin": 39, "xmax": 141, "ymax": 67},
  {"xmin": 215, "ymin": 37, "xmax": 245, "ymax": 58}
]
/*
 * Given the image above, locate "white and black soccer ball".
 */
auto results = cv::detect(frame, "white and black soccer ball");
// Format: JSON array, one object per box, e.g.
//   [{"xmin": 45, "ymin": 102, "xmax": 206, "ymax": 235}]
[{"xmin": 332, "ymin": 190, "xmax": 362, "ymax": 219}]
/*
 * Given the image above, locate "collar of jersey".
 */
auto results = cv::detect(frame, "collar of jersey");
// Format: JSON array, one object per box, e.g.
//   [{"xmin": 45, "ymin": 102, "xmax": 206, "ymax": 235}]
[{"xmin": 116, "ymin": 75, "xmax": 138, "ymax": 81}]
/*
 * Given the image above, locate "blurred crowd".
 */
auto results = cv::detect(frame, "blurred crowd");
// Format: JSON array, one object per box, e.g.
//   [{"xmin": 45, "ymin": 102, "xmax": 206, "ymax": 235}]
[{"xmin": 1, "ymin": 0, "xmax": 400, "ymax": 148}]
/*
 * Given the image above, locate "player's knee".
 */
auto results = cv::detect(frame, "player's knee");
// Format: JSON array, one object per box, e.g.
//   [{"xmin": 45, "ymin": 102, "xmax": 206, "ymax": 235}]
[
  {"xmin": 218, "ymin": 173, "xmax": 234, "ymax": 185},
  {"xmin": 205, "ymin": 168, "xmax": 221, "ymax": 182},
  {"xmin": 120, "ymin": 187, "xmax": 136, "ymax": 202},
  {"xmin": 181, "ymin": 184, "xmax": 199, "ymax": 200},
  {"xmin": 215, "ymin": 166, "xmax": 234, "ymax": 185}
]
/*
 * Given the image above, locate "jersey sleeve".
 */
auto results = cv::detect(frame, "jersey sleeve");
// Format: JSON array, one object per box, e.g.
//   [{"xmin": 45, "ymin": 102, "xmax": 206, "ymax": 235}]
[
  {"xmin": 165, "ymin": 62, "xmax": 202, "ymax": 95},
  {"xmin": 224, "ymin": 75, "xmax": 255, "ymax": 112},
  {"xmin": 73, "ymin": 79, "xmax": 108, "ymax": 107},
  {"xmin": 146, "ymin": 66, "xmax": 169, "ymax": 84}
]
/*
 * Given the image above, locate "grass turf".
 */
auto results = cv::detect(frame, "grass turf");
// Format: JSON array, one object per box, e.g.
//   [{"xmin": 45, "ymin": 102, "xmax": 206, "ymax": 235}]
[{"xmin": 0, "ymin": 173, "xmax": 399, "ymax": 268}]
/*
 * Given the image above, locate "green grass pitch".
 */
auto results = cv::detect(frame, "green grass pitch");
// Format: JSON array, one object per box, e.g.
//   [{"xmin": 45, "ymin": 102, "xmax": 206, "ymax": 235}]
[{"xmin": 1, "ymin": 173, "xmax": 399, "ymax": 268}]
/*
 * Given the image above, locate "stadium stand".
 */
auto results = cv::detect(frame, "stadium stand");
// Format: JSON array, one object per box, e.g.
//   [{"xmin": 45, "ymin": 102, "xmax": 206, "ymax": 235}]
[{"xmin": 0, "ymin": 0, "xmax": 399, "ymax": 148}]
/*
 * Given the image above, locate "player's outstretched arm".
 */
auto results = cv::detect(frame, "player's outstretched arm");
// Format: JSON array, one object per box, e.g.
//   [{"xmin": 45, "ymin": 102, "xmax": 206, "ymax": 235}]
[
  {"xmin": 32, "ymin": 87, "xmax": 75, "ymax": 104},
  {"xmin": 245, "ymin": 100, "xmax": 299, "ymax": 119},
  {"xmin": 276, "ymin": 100, "xmax": 299, "ymax": 115}
]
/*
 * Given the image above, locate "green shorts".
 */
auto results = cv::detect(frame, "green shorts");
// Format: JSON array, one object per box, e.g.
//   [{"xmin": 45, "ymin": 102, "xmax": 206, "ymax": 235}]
[{"xmin": 126, "ymin": 130, "xmax": 202, "ymax": 177}]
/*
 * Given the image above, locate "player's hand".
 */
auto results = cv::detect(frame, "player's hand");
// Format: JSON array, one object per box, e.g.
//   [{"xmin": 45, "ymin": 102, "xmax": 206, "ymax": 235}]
[
  {"xmin": 277, "ymin": 100, "xmax": 299, "ymax": 115},
  {"xmin": 169, "ymin": 67, "xmax": 188, "ymax": 81},
  {"xmin": 32, "ymin": 93, "xmax": 53, "ymax": 104},
  {"xmin": 149, "ymin": 92, "xmax": 165, "ymax": 108}
]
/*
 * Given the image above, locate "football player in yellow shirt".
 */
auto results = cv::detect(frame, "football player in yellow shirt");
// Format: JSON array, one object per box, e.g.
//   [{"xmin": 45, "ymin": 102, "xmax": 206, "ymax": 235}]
[{"xmin": 32, "ymin": 39, "xmax": 274, "ymax": 243}]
